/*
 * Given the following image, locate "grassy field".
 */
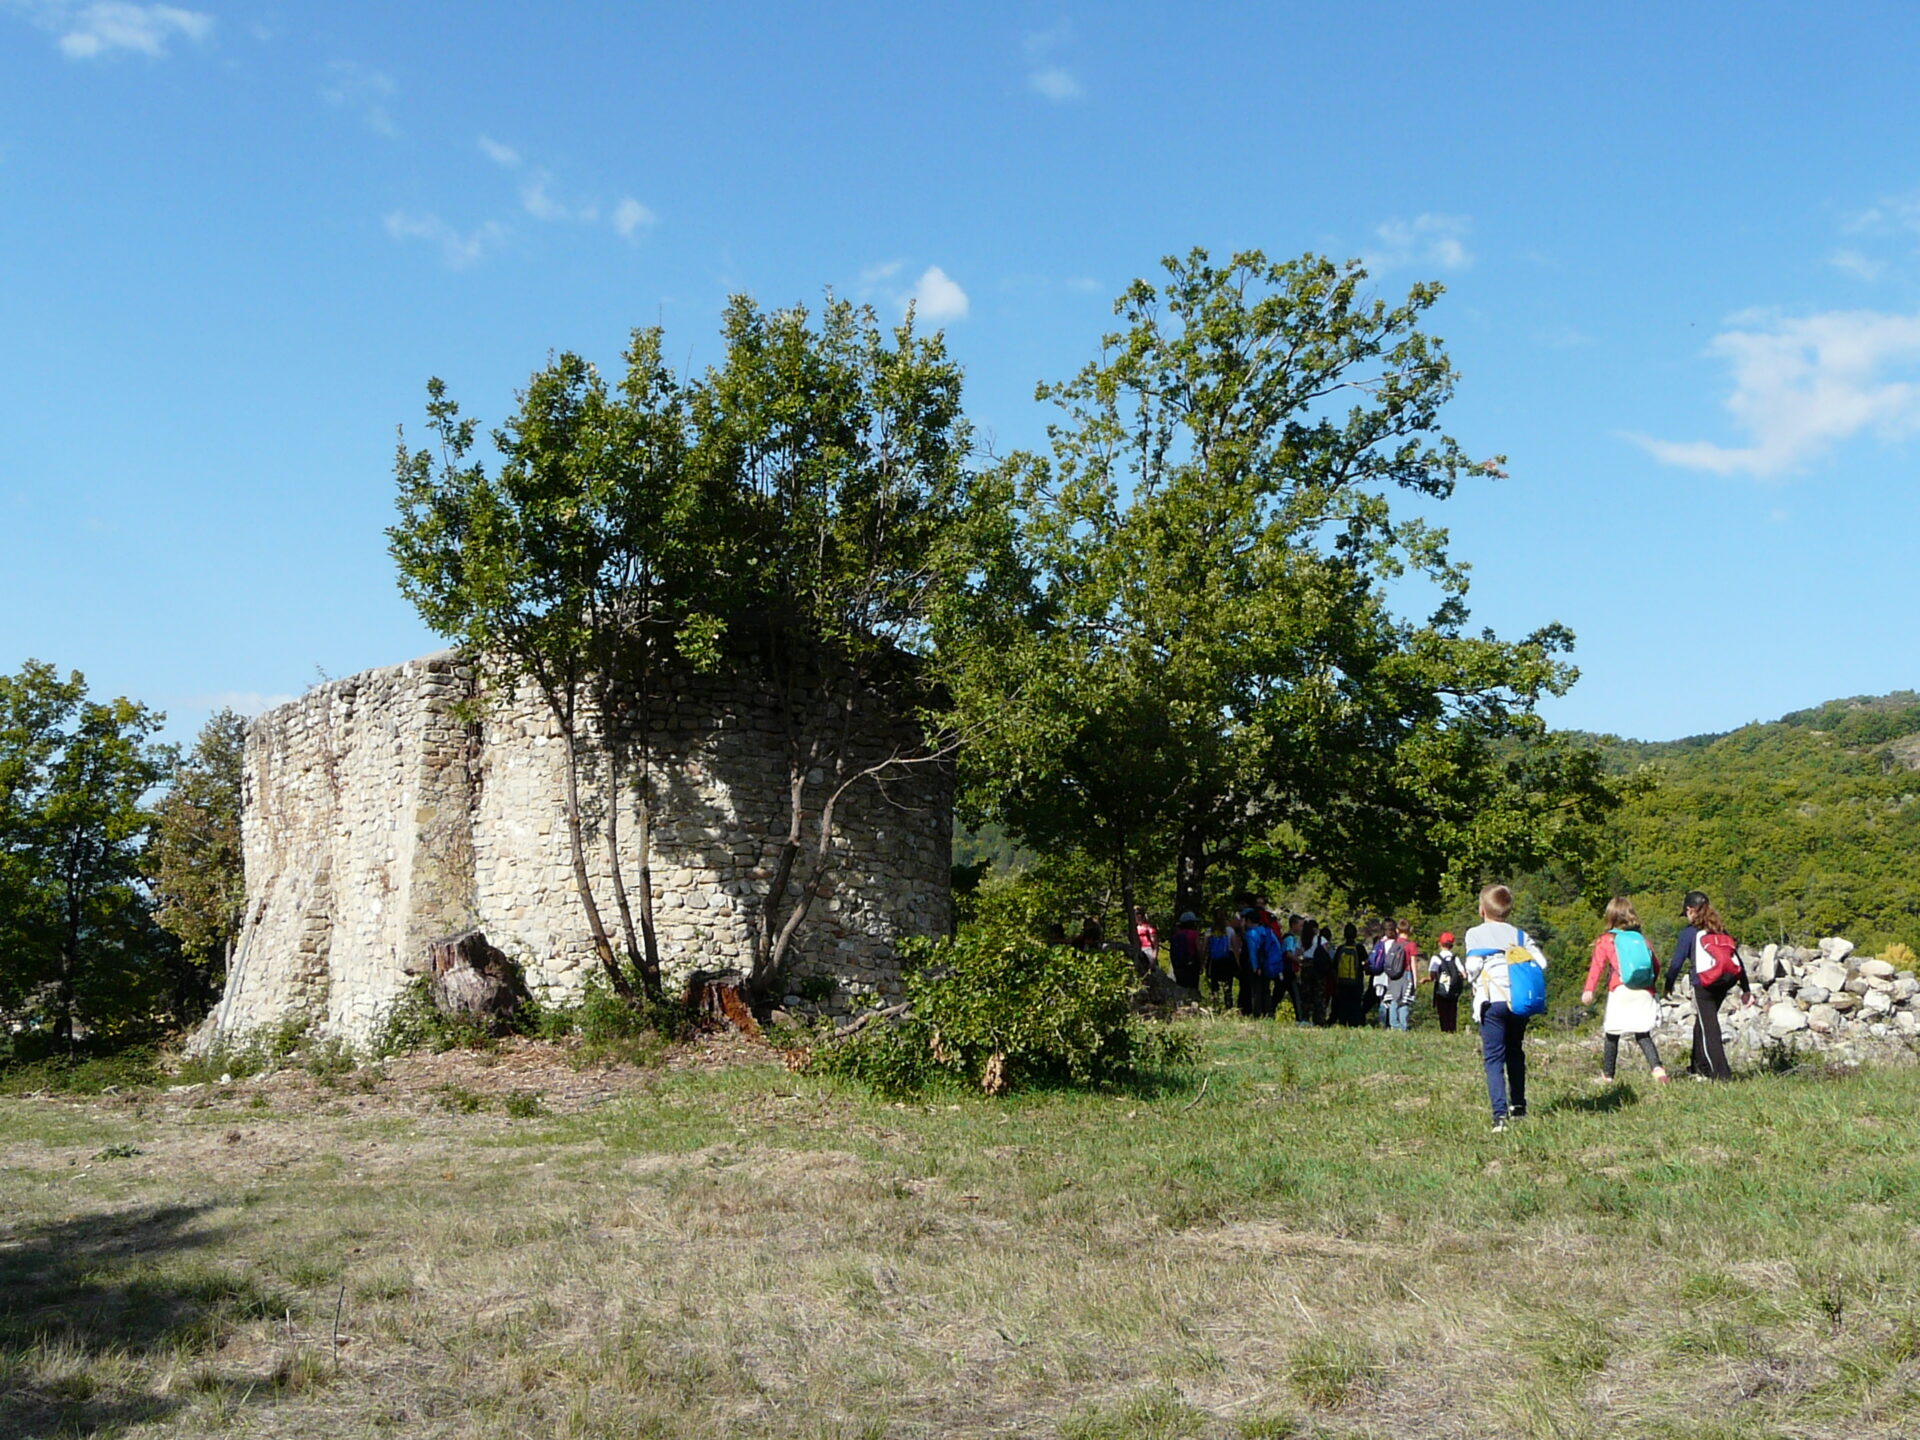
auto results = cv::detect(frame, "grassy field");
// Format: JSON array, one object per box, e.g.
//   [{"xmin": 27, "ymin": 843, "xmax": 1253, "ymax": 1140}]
[{"xmin": 3, "ymin": 1017, "xmax": 1918, "ymax": 1439}]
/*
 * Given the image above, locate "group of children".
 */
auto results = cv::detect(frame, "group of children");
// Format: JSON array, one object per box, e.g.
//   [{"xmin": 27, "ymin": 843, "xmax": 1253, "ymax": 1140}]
[
  {"xmin": 1135, "ymin": 883, "xmax": 1755, "ymax": 1132},
  {"xmin": 1138, "ymin": 903, "xmax": 1473, "ymax": 1033}
]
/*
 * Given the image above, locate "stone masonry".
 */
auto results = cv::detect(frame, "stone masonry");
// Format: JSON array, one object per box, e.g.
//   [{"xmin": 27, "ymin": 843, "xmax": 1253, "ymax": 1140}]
[{"xmin": 203, "ymin": 650, "xmax": 951, "ymax": 1046}]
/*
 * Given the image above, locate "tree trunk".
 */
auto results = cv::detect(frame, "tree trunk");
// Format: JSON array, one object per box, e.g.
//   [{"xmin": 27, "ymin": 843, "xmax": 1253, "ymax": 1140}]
[
  {"xmin": 633, "ymin": 768, "xmax": 664, "ymax": 998},
  {"xmin": 1174, "ymin": 825, "xmax": 1207, "ymax": 927},
  {"xmin": 426, "ymin": 930, "xmax": 527, "ymax": 1024},
  {"xmin": 558, "ymin": 721, "xmax": 632, "ymax": 998},
  {"xmin": 601, "ymin": 742, "xmax": 645, "ymax": 982},
  {"xmin": 749, "ymin": 763, "xmax": 807, "ymax": 1002},
  {"xmin": 683, "ymin": 969, "xmax": 762, "ymax": 1037}
]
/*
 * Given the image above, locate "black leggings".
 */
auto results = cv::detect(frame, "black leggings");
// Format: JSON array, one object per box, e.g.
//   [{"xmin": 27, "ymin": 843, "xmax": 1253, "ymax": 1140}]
[
  {"xmin": 1689, "ymin": 979, "xmax": 1738, "ymax": 1079},
  {"xmin": 1602, "ymin": 1032, "xmax": 1662, "ymax": 1078}
]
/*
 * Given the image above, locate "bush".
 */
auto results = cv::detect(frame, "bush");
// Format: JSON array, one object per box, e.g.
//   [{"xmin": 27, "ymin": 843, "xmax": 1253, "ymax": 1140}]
[
  {"xmin": 808, "ymin": 923, "xmax": 1197, "ymax": 1096},
  {"xmin": 0, "ymin": 1047, "xmax": 163, "ymax": 1096},
  {"xmin": 532, "ymin": 976, "xmax": 691, "ymax": 1069},
  {"xmin": 371, "ymin": 978, "xmax": 504, "ymax": 1057}
]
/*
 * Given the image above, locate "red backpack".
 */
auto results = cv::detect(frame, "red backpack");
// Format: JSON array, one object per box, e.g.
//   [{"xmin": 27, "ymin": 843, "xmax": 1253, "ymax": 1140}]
[{"xmin": 1694, "ymin": 930, "xmax": 1744, "ymax": 988}]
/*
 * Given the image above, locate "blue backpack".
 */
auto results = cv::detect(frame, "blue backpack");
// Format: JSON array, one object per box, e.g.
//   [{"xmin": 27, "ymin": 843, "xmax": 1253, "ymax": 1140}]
[
  {"xmin": 1468, "ymin": 928, "xmax": 1547, "ymax": 1017},
  {"xmin": 1507, "ymin": 930, "xmax": 1547, "ymax": 1016}
]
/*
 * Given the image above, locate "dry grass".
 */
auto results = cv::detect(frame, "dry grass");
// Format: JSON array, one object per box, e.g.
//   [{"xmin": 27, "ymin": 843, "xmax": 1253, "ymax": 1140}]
[{"xmin": 3, "ymin": 1020, "xmax": 1919, "ymax": 1437}]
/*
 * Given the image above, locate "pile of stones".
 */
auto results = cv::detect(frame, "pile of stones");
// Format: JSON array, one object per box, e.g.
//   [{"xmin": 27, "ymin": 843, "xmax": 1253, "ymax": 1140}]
[{"xmin": 1655, "ymin": 936, "xmax": 1920, "ymax": 1060}]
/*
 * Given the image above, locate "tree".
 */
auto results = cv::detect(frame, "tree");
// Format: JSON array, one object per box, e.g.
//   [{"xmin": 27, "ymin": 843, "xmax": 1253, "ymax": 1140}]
[
  {"xmin": 390, "ymin": 332, "xmax": 712, "ymax": 999},
  {"xmin": 0, "ymin": 661, "xmax": 173, "ymax": 1045},
  {"xmin": 687, "ymin": 294, "xmax": 1014, "ymax": 1001},
  {"xmin": 150, "ymin": 707, "xmax": 247, "ymax": 1021},
  {"xmin": 954, "ymin": 249, "xmax": 1620, "ymax": 925}
]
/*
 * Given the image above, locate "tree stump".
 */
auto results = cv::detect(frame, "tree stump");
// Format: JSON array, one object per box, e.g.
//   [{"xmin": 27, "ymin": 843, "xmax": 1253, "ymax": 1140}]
[
  {"xmin": 426, "ymin": 930, "xmax": 528, "ymax": 1025},
  {"xmin": 683, "ymin": 969, "xmax": 762, "ymax": 1038}
]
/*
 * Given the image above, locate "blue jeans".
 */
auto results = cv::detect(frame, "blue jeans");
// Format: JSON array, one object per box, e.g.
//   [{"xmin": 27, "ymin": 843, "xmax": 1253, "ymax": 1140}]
[
  {"xmin": 1480, "ymin": 1001, "xmax": 1529, "ymax": 1120},
  {"xmin": 1389, "ymin": 999, "xmax": 1411, "ymax": 1030}
]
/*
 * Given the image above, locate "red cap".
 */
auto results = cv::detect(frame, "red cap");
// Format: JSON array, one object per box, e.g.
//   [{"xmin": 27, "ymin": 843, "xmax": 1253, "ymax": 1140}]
[{"xmin": 1438, "ymin": 932, "xmax": 1455, "ymax": 945}]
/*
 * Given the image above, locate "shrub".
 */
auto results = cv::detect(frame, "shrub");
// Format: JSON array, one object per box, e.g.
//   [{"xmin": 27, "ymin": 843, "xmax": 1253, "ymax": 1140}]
[
  {"xmin": 808, "ymin": 922, "xmax": 1197, "ymax": 1096},
  {"xmin": 1882, "ymin": 940, "xmax": 1917, "ymax": 970},
  {"xmin": 536, "ymin": 976, "xmax": 690, "ymax": 1069},
  {"xmin": 0, "ymin": 1047, "xmax": 162, "ymax": 1096}
]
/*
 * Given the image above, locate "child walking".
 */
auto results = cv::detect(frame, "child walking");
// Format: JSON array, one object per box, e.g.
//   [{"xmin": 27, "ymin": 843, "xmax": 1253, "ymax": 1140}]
[
  {"xmin": 1580, "ymin": 897, "xmax": 1669, "ymax": 1085},
  {"xmin": 1463, "ymin": 884, "xmax": 1547, "ymax": 1132}
]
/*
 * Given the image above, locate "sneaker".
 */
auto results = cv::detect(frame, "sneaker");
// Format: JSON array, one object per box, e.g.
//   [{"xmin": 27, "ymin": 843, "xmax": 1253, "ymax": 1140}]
[
  {"xmin": 1491, "ymin": 1119, "xmax": 1508, "ymax": 1133},
  {"xmin": 1593, "ymin": 1074, "xmax": 1614, "ymax": 1085},
  {"xmin": 1510, "ymin": 1108, "xmax": 1526, "ymax": 1120}
]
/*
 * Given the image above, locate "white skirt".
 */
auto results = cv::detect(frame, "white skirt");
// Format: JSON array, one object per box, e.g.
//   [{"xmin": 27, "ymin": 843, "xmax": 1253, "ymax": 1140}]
[{"xmin": 1602, "ymin": 985, "xmax": 1659, "ymax": 1036}]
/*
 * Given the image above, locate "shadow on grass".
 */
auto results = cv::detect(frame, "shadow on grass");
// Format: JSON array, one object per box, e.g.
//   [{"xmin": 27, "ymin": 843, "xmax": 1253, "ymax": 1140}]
[
  {"xmin": 0, "ymin": 1203, "xmax": 286, "ymax": 1440},
  {"xmin": 1539, "ymin": 1084, "xmax": 1642, "ymax": 1116}
]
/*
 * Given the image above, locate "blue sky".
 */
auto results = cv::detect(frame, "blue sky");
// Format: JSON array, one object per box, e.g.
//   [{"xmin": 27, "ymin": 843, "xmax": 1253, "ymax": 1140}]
[{"xmin": 3, "ymin": 1, "xmax": 1917, "ymax": 746}]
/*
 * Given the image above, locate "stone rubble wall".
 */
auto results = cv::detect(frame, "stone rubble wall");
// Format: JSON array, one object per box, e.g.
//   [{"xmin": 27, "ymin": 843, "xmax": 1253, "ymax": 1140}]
[
  {"xmin": 204, "ymin": 650, "xmax": 951, "ymax": 1048},
  {"xmin": 1656, "ymin": 936, "xmax": 1920, "ymax": 1065}
]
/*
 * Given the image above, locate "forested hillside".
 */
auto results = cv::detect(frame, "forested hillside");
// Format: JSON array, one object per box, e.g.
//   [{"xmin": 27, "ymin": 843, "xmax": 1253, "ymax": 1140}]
[{"xmin": 1567, "ymin": 690, "xmax": 1920, "ymax": 956}]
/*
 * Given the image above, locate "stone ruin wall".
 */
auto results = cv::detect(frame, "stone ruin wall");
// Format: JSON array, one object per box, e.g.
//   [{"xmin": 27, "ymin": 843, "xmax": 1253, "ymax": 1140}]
[
  {"xmin": 204, "ymin": 651, "xmax": 951, "ymax": 1047},
  {"xmin": 1655, "ymin": 936, "xmax": 1920, "ymax": 1065}
]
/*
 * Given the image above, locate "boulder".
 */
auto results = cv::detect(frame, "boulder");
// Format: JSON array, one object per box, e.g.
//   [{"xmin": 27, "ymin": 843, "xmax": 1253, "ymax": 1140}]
[
  {"xmin": 1858, "ymin": 958, "xmax": 1897, "ymax": 981},
  {"xmin": 1893, "ymin": 978, "xmax": 1920, "ymax": 1002},
  {"xmin": 1807, "ymin": 1003, "xmax": 1841, "ymax": 1034},
  {"xmin": 1766, "ymin": 1002, "xmax": 1811, "ymax": 1036},
  {"xmin": 1806, "ymin": 961, "xmax": 1850, "ymax": 993},
  {"xmin": 1830, "ymin": 992, "xmax": 1861, "ymax": 1013},
  {"xmin": 1894, "ymin": 1010, "xmax": 1919, "ymax": 1036},
  {"xmin": 1845, "ymin": 978, "xmax": 1872, "ymax": 997},
  {"xmin": 1799, "ymin": 985, "xmax": 1831, "ymax": 1006},
  {"xmin": 1862, "ymin": 988, "xmax": 1894, "ymax": 1016},
  {"xmin": 1819, "ymin": 937, "xmax": 1857, "ymax": 964},
  {"xmin": 1751, "ymin": 945, "xmax": 1779, "ymax": 986}
]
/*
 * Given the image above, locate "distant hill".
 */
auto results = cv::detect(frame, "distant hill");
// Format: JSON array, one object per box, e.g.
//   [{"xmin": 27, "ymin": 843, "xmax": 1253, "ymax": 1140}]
[{"xmin": 1566, "ymin": 690, "xmax": 1920, "ymax": 954}]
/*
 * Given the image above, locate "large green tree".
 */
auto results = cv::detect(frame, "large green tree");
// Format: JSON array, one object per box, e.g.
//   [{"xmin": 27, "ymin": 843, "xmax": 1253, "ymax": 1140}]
[
  {"xmin": 955, "ymin": 250, "xmax": 1619, "ymax": 924},
  {"xmin": 393, "ymin": 302, "xmax": 1008, "ymax": 1006},
  {"xmin": 0, "ymin": 661, "xmax": 174, "ymax": 1045},
  {"xmin": 688, "ymin": 295, "xmax": 1013, "ymax": 1000},
  {"xmin": 150, "ymin": 707, "xmax": 247, "ymax": 1020},
  {"xmin": 391, "ymin": 331, "xmax": 713, "ymax": 998}
]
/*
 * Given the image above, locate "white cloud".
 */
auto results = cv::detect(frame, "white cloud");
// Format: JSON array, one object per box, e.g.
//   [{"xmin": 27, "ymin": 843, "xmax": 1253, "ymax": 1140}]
[
  {"xmin": 1362, "ymin": 213, "xmax": 1474, "ymax": 274},
  {"xmin": 859, "ymin": 259, "xmax": 904, "ymax": 287},
  {"xmin": 1633, "ymin": 308, "xmax": 1920, "ymax": 478},
  {"xmin": 1021, "ymin": 21, "xmax": 1084, "ymax": 101},
  {"xmin": 6, "ymin": 1, "xmax": 213, "ymax": 57},
  {"xmin": 476, "ymin": 133, "xmax": 521, "ymax": 168},
  {"xmin": 63, "ymin": 2, "xmax": 209, "ymax": 57},
  {"xmin": 1064, "ymin": 275, "xmax": 1102, "ymax": 294},
  {"xmin": 320, "ymin": 60, "xmax": 397, "ymax": 137},
  {"xmin": 612, "ymin": 197, "xmax": 656, "ymax": 240},
  {"xmin": 907, "ymin": 265, "xmax": 969, "ymax": 322},
  {"xmin": 1830, "ymin": 249, "xmax": 1887, "ymax": 282},
  {"xmin": 1843, "ymin": 190, "xmax": 1920, "ymax": 236},
  {"xmin": 1028, "ymin": 66, "xmax": 1082, "ymax": 101},
  {"xmin": 383, "ymin": 210, "xmax": 508, "ymax": 270}
]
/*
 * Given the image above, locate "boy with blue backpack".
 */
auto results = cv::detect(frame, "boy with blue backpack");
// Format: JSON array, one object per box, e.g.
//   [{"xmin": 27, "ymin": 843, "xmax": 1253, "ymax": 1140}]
[
  {"xmin": 1463, "ymin": 883, "xmax": 1548, "ymax": 1132},
  {"xmin": 1580, "ymin": 897, "xmax": 1669, "ymax": 1084}
]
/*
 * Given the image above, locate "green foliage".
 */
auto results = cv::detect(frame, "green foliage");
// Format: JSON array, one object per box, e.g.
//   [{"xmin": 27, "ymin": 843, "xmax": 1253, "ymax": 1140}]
[
  {"xmin": 0, "ymin": 660, "xmax": 176, "ymax": 1046},
  {"xmin": 950, "ymin": 249, "xmax": 1621, "ymax": 923},
  {"xmin": 811, "ymin": 922, "xmax": 1198, "ymax": 1096},
  {"xmin": 1554, "ymin": 693, "xmax": 1920, "ymax": 956},
  {"xmin": 371, "ymin": 978, "xmax": 507, "ymax": 1057},
  {"xmin": 0, "ymin": 1046, "xmax": 161, "ymax": 1095},
  {"xmin": 527, "ymin": 975, "xmax": 689, "ymax": 1069},
  {"xmin": 149, "ymin": 708, "xmax": 246, "ymax": 1023}
]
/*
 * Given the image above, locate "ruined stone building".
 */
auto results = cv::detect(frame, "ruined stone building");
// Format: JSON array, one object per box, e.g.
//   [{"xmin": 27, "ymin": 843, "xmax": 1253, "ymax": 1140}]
[{"xmin": 202, "ymin": 651, "xmax": 952, "ymax": 1046}]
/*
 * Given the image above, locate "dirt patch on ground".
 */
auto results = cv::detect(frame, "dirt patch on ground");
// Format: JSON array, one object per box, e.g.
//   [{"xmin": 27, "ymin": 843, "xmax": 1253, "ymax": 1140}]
[{"xmin": 156, "ymin": 1031, "xmax": 786, "ymax": 1119}]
